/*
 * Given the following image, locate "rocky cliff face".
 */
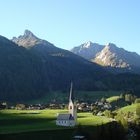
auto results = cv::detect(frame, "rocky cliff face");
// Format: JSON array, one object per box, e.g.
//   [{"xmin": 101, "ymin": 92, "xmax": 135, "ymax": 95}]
[
  {"xmin": 71, "ymin": 41, "xmax": 104, "ymax": 60},
  {"xmin": 12, "ymin": 30, "xmax": 53, "ymax": 48},
  {"xmin": 71, "ymin": 42, "xmax": 140, "ymax": 71}
]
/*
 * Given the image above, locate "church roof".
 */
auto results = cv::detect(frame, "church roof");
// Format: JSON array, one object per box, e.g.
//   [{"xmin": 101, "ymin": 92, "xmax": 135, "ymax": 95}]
[{"xmin": 57, "ymin": 113, "xmax": 74, "ymax": 120}]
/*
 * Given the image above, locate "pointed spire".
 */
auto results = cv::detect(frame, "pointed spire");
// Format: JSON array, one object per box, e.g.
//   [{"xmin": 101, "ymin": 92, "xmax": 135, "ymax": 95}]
[{"xmin": 69, "ymin": 82, "xmax": 74, "ymax": 102}]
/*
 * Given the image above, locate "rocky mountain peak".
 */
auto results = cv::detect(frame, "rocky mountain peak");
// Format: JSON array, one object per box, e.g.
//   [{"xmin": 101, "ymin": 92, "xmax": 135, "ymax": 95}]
[
  {"xmin": 24, "ymin": 30, "xmax": 37, "ymax": 38},
  {"xmin": 106, "ymin": 42, "xmax": 116, "ymax": 46},
  {"xmin": 71, "ymin": 41, "xmax": 140, "ymax": 70},
  {"xmin": 105, "ymin": 43, "xmax": 117, "ymax": 48},
  {"xmin": 71, "ymin": 42, "xmax": 104, "ymax": 60},
  {"xmin": 82, "ymin": 41, "xmax": 93, "ymax": 48},
  {"xmin": 12, "ymin": 30, "xmax": 44, "ymax": 48},
  {"xmin": 103, "ymin": 43, "xmax": 119, "ymax": 53}
]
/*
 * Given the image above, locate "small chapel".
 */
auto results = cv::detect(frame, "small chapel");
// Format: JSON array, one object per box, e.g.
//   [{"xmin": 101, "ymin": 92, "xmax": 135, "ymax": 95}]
[{"xmin": 56, "ymin": 82, "xmax": 77, "ymax": 126}]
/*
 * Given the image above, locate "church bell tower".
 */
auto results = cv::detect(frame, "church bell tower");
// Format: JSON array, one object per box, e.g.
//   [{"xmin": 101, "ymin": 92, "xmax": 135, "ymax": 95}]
[{"xmin": 68, "ymin": 82, "xmax": 77, "ymax": 122}]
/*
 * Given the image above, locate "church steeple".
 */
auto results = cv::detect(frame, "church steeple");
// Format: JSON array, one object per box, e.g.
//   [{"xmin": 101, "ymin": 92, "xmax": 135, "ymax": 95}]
[
  {"xmin": 56, "ymin": 82, "xmax": 77, "ymax": 126},
  {"xmin": 68, "ymin": 82, "xmax": 77, "ymax": 123},
  {"xmin": 69, "ymin": 82, "xmax": 74, "ymax": 102}
]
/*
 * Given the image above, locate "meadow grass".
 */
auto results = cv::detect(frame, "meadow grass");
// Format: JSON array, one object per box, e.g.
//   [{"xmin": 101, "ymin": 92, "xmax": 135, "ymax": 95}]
[
  {"xmin": 0, "ymin": 109, "xmax": 110, "ymax": 134},
  {"xmin": 106, "ymin": 96, "xmax": 120, "ymax": 103},
  {"xmin": 118, "ymin": 103, "xmax": 140, "ymax": 113}
]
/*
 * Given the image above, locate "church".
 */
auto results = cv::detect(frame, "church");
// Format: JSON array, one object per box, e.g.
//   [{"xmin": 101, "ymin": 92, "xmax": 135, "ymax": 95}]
[{"xmin": 56, "ymin": 83, "xmax": 77, "ymax": 126}]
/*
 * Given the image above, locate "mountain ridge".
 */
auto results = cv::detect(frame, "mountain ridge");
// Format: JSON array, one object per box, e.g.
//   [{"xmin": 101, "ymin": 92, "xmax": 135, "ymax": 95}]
[
  {"xmin": 0, "ymin": 31, "xmax": 111, "ymax": 102},
  {"xmin": 71, "ymin": 42, "xmax": 140, "ymax": 73},
  {"xmin": 0, "ymin": 30, "xmax": 140, "ymax": 102}
]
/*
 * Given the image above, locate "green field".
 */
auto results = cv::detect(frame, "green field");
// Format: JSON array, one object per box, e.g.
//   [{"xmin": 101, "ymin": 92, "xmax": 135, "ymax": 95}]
[
  {"xmin": 0, "ymin": 91, "xmax": 122, "ymax": 140},
  {"xmin": 118, "ymin": 103, "xmax": 140, "ymax": 113},
  {"xmin": 28, "ymin": 90, "xmax": 121, "ymax": 104},
  {"xmin": 106, "ymin": 96, "xmax": 120, "ymax": 103},
  {"xmin": 0, "ymin": 109, "xmax": 110, "ymax": 134}
]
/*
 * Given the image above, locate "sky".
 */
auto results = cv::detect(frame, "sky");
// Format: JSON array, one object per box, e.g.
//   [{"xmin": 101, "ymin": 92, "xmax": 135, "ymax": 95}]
[{"xmin": 0, "ymin": 0, "xmax": 140, "ymax": 53}]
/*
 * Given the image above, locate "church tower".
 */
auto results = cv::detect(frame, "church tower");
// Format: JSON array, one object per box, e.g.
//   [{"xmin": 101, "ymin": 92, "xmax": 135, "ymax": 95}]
[{"xmin": 68, "ymin": 82, "xmax": 77, "ymax": 122}]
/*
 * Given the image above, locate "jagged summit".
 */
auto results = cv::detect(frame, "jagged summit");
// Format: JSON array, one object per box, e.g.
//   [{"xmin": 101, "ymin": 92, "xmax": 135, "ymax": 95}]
[
  {"xmin": 104, "ymin": 43, "xmax": 119, "ymax": 52},
  {"xmin": 105, "ymin": 43, "xmax": 118, "ymax": 48},
  {"xmin": 23, "ymin": 30, "xmax": 38, "ymax": 39},
  {"xmin": 106, "ymin": 42, "xmax": 116, "ymax": 46},
  {"xmin": 82, "ymin": 41, "xmax": 93, "ymax": 48},
  {"xmin": 12, "ymin": 30, "xmax": 38, "ymax": 40},
  {"xmin": 71, "ymin": 41, "xmax": 104, "ymax": 60},
  {"xmin": 12, "ymin": 30, "xmax": 52, "ymax": 48},
  {"xmin": 24, "ymin": 29, "xmax": 33, "ymax": 35},
  {"xmin": 82, "ymin": 41, "xmax": 102, "ymax": 49},
  {"xmin": 12, "ymin": 30, "xmax": 41, "ymax": 48}
]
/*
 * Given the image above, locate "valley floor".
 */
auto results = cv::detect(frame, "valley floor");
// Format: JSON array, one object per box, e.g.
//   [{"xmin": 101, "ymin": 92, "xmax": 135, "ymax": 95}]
[
  {"xmin": 0, "ymin": 109, "xmax": 110, "ymax": 134},
  {"xmin": 1, "ymin": 103, "xmax": 140, "ymax": 140}
]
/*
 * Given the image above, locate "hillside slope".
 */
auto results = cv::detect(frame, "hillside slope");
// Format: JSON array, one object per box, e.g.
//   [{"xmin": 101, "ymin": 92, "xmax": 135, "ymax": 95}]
[
  {"xmin": 0, "ymin": 31, "xmax": 140, "ymax": 102},
  {"xmin": 0, "ymin": 35, "xmax": 46, "ymax": 101},
  {"xmin": 0, "ymin": 31, "xmax": 109, "ymax": 102}
]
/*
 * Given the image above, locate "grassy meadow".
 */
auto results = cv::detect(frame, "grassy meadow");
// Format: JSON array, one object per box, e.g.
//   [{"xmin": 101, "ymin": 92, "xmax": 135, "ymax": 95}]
[
  {"xmin": 0, "ymin": 109, "xmax": 110, "ymax": 134},
  {"xmin": 0, "ymin": 91, "xmax": 122, "ymax": 139},
  {"xmin": 118, "ymin": 103, "xmax": 140, "ymax": 113},
  {"xmin": 106, "ymin": 96, "xmax": 120, "ymax": 103}
]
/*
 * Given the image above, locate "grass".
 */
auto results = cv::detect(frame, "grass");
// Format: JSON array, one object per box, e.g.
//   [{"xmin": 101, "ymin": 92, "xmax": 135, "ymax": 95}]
[
  {"xmin": 0, "ymin": 109, "xmax": 65, "ymax": 134},
  {"xmin": 78, "ymin": 113, "xmax": 110, "ymax": 126},
  {"xmin": 0, "ymin": 109, "xmax": 111, "ymax": 134},
  {"xmin": 118, "ymin": 103, "xmax": 140, "ymax": 113},
  {"xmin": 106, "ymin": 96, "xmax": 120, "ymax": 103},
  {"xmin": 0, "ymin": 91, "xmax": 122, "ymax": 139}
]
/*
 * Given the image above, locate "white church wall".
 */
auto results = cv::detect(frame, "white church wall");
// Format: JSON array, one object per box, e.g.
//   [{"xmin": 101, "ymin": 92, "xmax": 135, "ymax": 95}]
[{"xmin": 56, "ymin": 120, "xmax": 76, "ymax": 126}]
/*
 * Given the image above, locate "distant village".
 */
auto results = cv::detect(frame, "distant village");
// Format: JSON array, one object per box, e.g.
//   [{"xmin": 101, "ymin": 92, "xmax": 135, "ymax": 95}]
[
  {"xmin": 0, "ymin": 98, "xmax": 117, "ymax": 111},
  {"xmin": 1, "ymin": 93, "xmax": 139, "ymax": 116}
]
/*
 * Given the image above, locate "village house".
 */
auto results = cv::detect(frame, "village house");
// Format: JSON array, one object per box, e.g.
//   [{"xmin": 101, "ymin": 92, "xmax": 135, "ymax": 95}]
[
  {"xmin": 0, "ymin": 102, "xmax": 7, "ymax": 109},
  {"xmin": 77, "ymin": 102, "xmax": 91, "ymax": 112}
]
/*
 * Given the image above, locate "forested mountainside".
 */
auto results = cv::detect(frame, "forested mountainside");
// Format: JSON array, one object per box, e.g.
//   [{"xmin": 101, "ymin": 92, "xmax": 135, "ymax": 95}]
[{"xmin": 0, "ymin": 31, "xmax": 140, "ymax": 102}]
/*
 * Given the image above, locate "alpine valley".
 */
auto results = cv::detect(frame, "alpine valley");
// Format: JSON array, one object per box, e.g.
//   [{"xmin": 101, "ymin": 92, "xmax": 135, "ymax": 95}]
[{"xmin": 0, "ymin": 30, "xmax": 140, "ymax": 102}]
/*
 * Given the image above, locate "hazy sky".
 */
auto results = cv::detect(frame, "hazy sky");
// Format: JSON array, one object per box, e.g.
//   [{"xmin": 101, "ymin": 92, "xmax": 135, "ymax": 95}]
[{"xmin": 0, "ymin": 0, "xmax": 140, "ymax": 53}]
